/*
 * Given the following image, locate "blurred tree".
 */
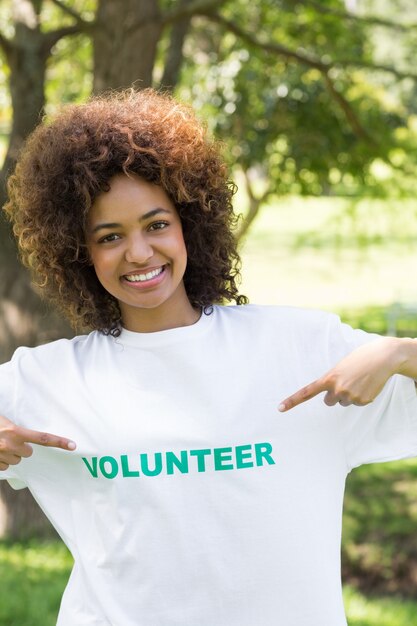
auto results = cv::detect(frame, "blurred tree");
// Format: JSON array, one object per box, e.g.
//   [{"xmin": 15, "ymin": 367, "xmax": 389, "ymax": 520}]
[
  {"xmin": 93, "ymin": 0, "xmax": 161, "ymax": 92},
  {"xmin": 0, "ymin": 0, "xmax": 417, "ymax": 538},
  {"xmin": 178, "ymin": 0, "xmax": 417, "ymax": 237}
]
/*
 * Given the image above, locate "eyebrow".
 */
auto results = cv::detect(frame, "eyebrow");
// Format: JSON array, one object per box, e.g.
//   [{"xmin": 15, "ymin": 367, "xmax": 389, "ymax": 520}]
[{"xmin": 90, "ymin": 208, "xmax": 172, "ymax": 234}]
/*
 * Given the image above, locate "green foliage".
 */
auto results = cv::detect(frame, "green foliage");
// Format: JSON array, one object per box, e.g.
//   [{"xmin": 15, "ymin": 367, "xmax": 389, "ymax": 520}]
[
  {"xmin": 45, "ymin": 34, "xmax": 93, "ymax": 113},
  {"xmin": 40, "ymin": 0, "xmax": 96, "ymax": 24},
  {"xmin": 344, "ymin": 584, "xmax": 417, "ymax": 626},
  {"xmin": 178, "ymin": 0, "xmax": 417, "ymax": 209},
  {"xmin": 0, "ymin": 0, "xmax": 95, "ymax": 131},
  {"xmin": 343, "ymin": 460, "xmax": 417, "ymax": 595},
  {"xmin": 1, "ymin": 0, "xmax": 417, "ymax": 218},
  {"xmin": 0, "ymin": 540, "xmax": 72, "ymax": 626},
  {"xmin": 339, "ymin": 305, "xmax": 417, "ymax": 338}
]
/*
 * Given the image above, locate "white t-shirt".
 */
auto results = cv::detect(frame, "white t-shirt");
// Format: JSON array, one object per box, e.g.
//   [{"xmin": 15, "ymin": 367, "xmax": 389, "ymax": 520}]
[{"xmin": 1, "ymin": 304, "xmax": 417, "ymax": 626}]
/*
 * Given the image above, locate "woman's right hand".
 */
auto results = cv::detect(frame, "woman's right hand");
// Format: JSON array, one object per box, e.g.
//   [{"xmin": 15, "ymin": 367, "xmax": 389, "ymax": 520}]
[{"xmin": 0, "ymin": 414, "xmax": 76, "ymax": 471}]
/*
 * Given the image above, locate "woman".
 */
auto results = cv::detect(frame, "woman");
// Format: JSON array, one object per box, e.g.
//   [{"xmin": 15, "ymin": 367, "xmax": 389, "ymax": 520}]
[{"xmin": 0, "ymin": 89, "xmax": 416, "ymax": 626}]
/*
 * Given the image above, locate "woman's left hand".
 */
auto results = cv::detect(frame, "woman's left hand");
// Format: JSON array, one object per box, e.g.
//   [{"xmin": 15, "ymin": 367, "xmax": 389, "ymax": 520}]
[{"xmin": 278, "ymin": 337, "xmax": 411, "ymax": 412}]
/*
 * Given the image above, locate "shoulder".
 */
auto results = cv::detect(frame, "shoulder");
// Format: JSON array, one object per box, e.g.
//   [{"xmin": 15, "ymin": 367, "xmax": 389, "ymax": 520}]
[
  {"xmin": 211, "ymin": 304, "xmax": 343, "ymax": 355},
  {"xmin": 213, "ymin": 303, "xmax": 338, "ymax": 335},
  {"xmin": 10, "ymin": 330, "xmax": 110, "ymax": 370}
]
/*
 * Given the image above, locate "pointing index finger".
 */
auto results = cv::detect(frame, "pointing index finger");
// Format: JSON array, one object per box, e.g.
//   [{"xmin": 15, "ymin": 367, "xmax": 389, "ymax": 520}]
[
  {"xmin": 278, "ymin": 379, "xmax": 327, "ymax": 412},
  {"xmin": 18, "ymin": 427, "xmax": 76, "ymax": 450}
]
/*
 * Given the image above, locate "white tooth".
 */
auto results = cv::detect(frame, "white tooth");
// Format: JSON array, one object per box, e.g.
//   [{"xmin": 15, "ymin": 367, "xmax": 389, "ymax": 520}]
[{"xmin": 125, "ymin": 267, "xmax": 163, "ymax": 282}]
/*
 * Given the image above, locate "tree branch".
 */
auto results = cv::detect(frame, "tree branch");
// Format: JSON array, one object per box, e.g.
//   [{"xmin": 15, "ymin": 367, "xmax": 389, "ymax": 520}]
[
  {"xmin": 207, "ymin": 13, "xmax": 377, "ymax": 145},
  {"xmin": 122, "ymin": 0, "xmax": 227, "ymax": 37},
  {"xmin": 288, "ymin": 0, "xmax": 417, "ymax": 32},
  {"xmin": 0, "ymin": 31, "xmax": 13, "ymax": 60},
  {"xmin": 42, "ymin": 24, "xmax": 84, "ymax": 54},
  {"xmin": 236, "ymin": 168, "xmax": 271, "ymax": 241},
  {"xmin": 322, "ymin": 73, "xmax": 376, "ymax": 145},
  {"xmin": 335, "ymin": 58, "xmax": 417, "ymax": 81},
  {"xmin": 160, "ymin": 0, "xmax": 193, "ymax": 89},
  {"xmin": 155, "ymin": 0, "xmax": 225, "ymax": 26},
  {"xmin": 207, "ymin": 13, "xmax": 417, "ymax": 82},
  {"xmin": 207, "ymin": 13, "xmax": 330, "ymax": 70},
  {"xmin": 123, "ymin": 0, "xmax": 227, "ymax": 36},
  {"xmin": 48, "ymin": 0, "xmax": 91, "ymax": 28}
]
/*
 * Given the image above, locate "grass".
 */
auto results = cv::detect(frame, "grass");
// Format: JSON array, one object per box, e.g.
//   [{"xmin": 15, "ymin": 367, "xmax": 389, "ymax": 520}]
[
  {"xmin": 238, "ymin": 195, "xmax": 417, "ymax": 315},
  {"xmin": 0, "ymin": 540, "xmax": 72, "ymax": 626},
  {"xmin": 343, "ymin": 459, "xmax": 417, "ymax": 597},
  {"xmin": 344, "ymin": 585, "xmax": 417, "ymax": 626}
]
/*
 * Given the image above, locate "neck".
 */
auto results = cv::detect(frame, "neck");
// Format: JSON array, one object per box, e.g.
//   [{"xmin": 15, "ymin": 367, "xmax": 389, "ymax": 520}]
[{"xmin": 121, "ymin": 299, "xmax": 201, "ymax": 334}]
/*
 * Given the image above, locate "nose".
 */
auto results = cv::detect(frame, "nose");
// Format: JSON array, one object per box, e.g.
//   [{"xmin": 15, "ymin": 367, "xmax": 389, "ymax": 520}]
[{"xmin": 124, "ymin": 233, "xmax": 153, "ymax": 264}]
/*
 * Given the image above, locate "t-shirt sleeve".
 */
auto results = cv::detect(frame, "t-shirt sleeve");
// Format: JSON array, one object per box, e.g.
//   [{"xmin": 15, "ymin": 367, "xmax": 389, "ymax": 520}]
[
  {"xmin": 327, "ymin": 315, "xmax": 417, "ymax": 471},
  {"xmin": 0, "ymin": 358, "xmax": 27, "ymax": 490}
]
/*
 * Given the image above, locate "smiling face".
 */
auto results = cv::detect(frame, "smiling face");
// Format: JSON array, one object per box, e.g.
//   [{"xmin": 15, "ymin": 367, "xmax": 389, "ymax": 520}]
[{"xmin": 86, "ymin": 174, "xmax": 199, "ymax": 332}]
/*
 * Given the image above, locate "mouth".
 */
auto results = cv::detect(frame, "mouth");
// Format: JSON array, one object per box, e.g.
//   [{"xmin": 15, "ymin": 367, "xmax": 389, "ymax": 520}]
[{"xmin": 121, "ymin": 265, "xmax": 167, "ymax": 286}]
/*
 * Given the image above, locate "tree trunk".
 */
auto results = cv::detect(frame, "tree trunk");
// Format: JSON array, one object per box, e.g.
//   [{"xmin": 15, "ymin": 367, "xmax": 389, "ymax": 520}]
[
  {"xmin": 0, "ymin": 20, "xmax": 73, "ymax": 357},
  {"xmin": 0, "ymin": 482, "xmax": 59, "ymax": 540},
  {"xmin": 0, "ymin": 12, "xmax": 73, "ymax": 540},
  {"xmin": 159, "ymin": 0, "xmax": 193, "ymax": 90},
  {"xmin": 236, "ymin": 168, "xmax": 270, "ymax": 242},
  {"xmin": 93, "ymin": 0, "xmax": 163, "ymax": 92}
]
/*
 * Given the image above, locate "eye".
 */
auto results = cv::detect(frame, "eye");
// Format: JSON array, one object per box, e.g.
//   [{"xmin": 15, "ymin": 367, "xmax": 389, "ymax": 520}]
[
  {"xmin": 148, "ymin": 221, "xmax": 169, "ymax": 232},
  {"xmin": 98, "ymin": 233, "xmax": 121, "ymax": 244}
]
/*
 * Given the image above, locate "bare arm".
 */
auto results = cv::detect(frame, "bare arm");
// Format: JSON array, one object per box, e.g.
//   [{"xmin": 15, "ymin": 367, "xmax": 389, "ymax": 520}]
[{"xmin": 278, "ymin": 337, "xmax": 417, "ymax": 412}]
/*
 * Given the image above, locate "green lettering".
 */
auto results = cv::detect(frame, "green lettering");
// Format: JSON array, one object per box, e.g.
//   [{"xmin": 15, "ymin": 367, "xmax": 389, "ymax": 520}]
[
  {"xmin": 214, "ymin": 447, "xmax": 234, "ymax": 471},
  {"xmin": 166, "ymin": 450, "xmax": 189, "ymax": 475},
  {"xmin": 83, "ymin": 444, "xmax": 275, "ymax": 479},
  {"xmin": 140, "ymin": 452, "xmax": 162, "ymax": 477},
  {"xmin": 190, "ymin": 448, "xmax": 211, "ymax": 472},
  {"xmin": 235, "ymin": 444, "xmax": 254, "ymax": 469},
  {"xmin": 121, "ymin": 454, "xmax": 140, "ymax": 477},
  {"xmin": 82, "ymin": 457, "xmax": 98, "ymax": 478},
  {"xmin": 254, "ymin": 442, "xmax": 275, "ymax": 466},
  {"xmin": 99, "ymin": 456, "xmax": 119, "ymax": 479}
]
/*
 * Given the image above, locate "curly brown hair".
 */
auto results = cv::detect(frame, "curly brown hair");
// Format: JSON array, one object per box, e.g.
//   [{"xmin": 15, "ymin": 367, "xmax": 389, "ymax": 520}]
[{"xmin": 4, "ymin": 89, "xmax": 248, "ymax": 335}]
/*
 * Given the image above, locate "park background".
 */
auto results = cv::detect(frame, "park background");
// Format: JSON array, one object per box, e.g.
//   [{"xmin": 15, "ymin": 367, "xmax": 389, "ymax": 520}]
[{"xmin": 1, "ymin": 0, "xmax": 417, "ymax": 624}]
